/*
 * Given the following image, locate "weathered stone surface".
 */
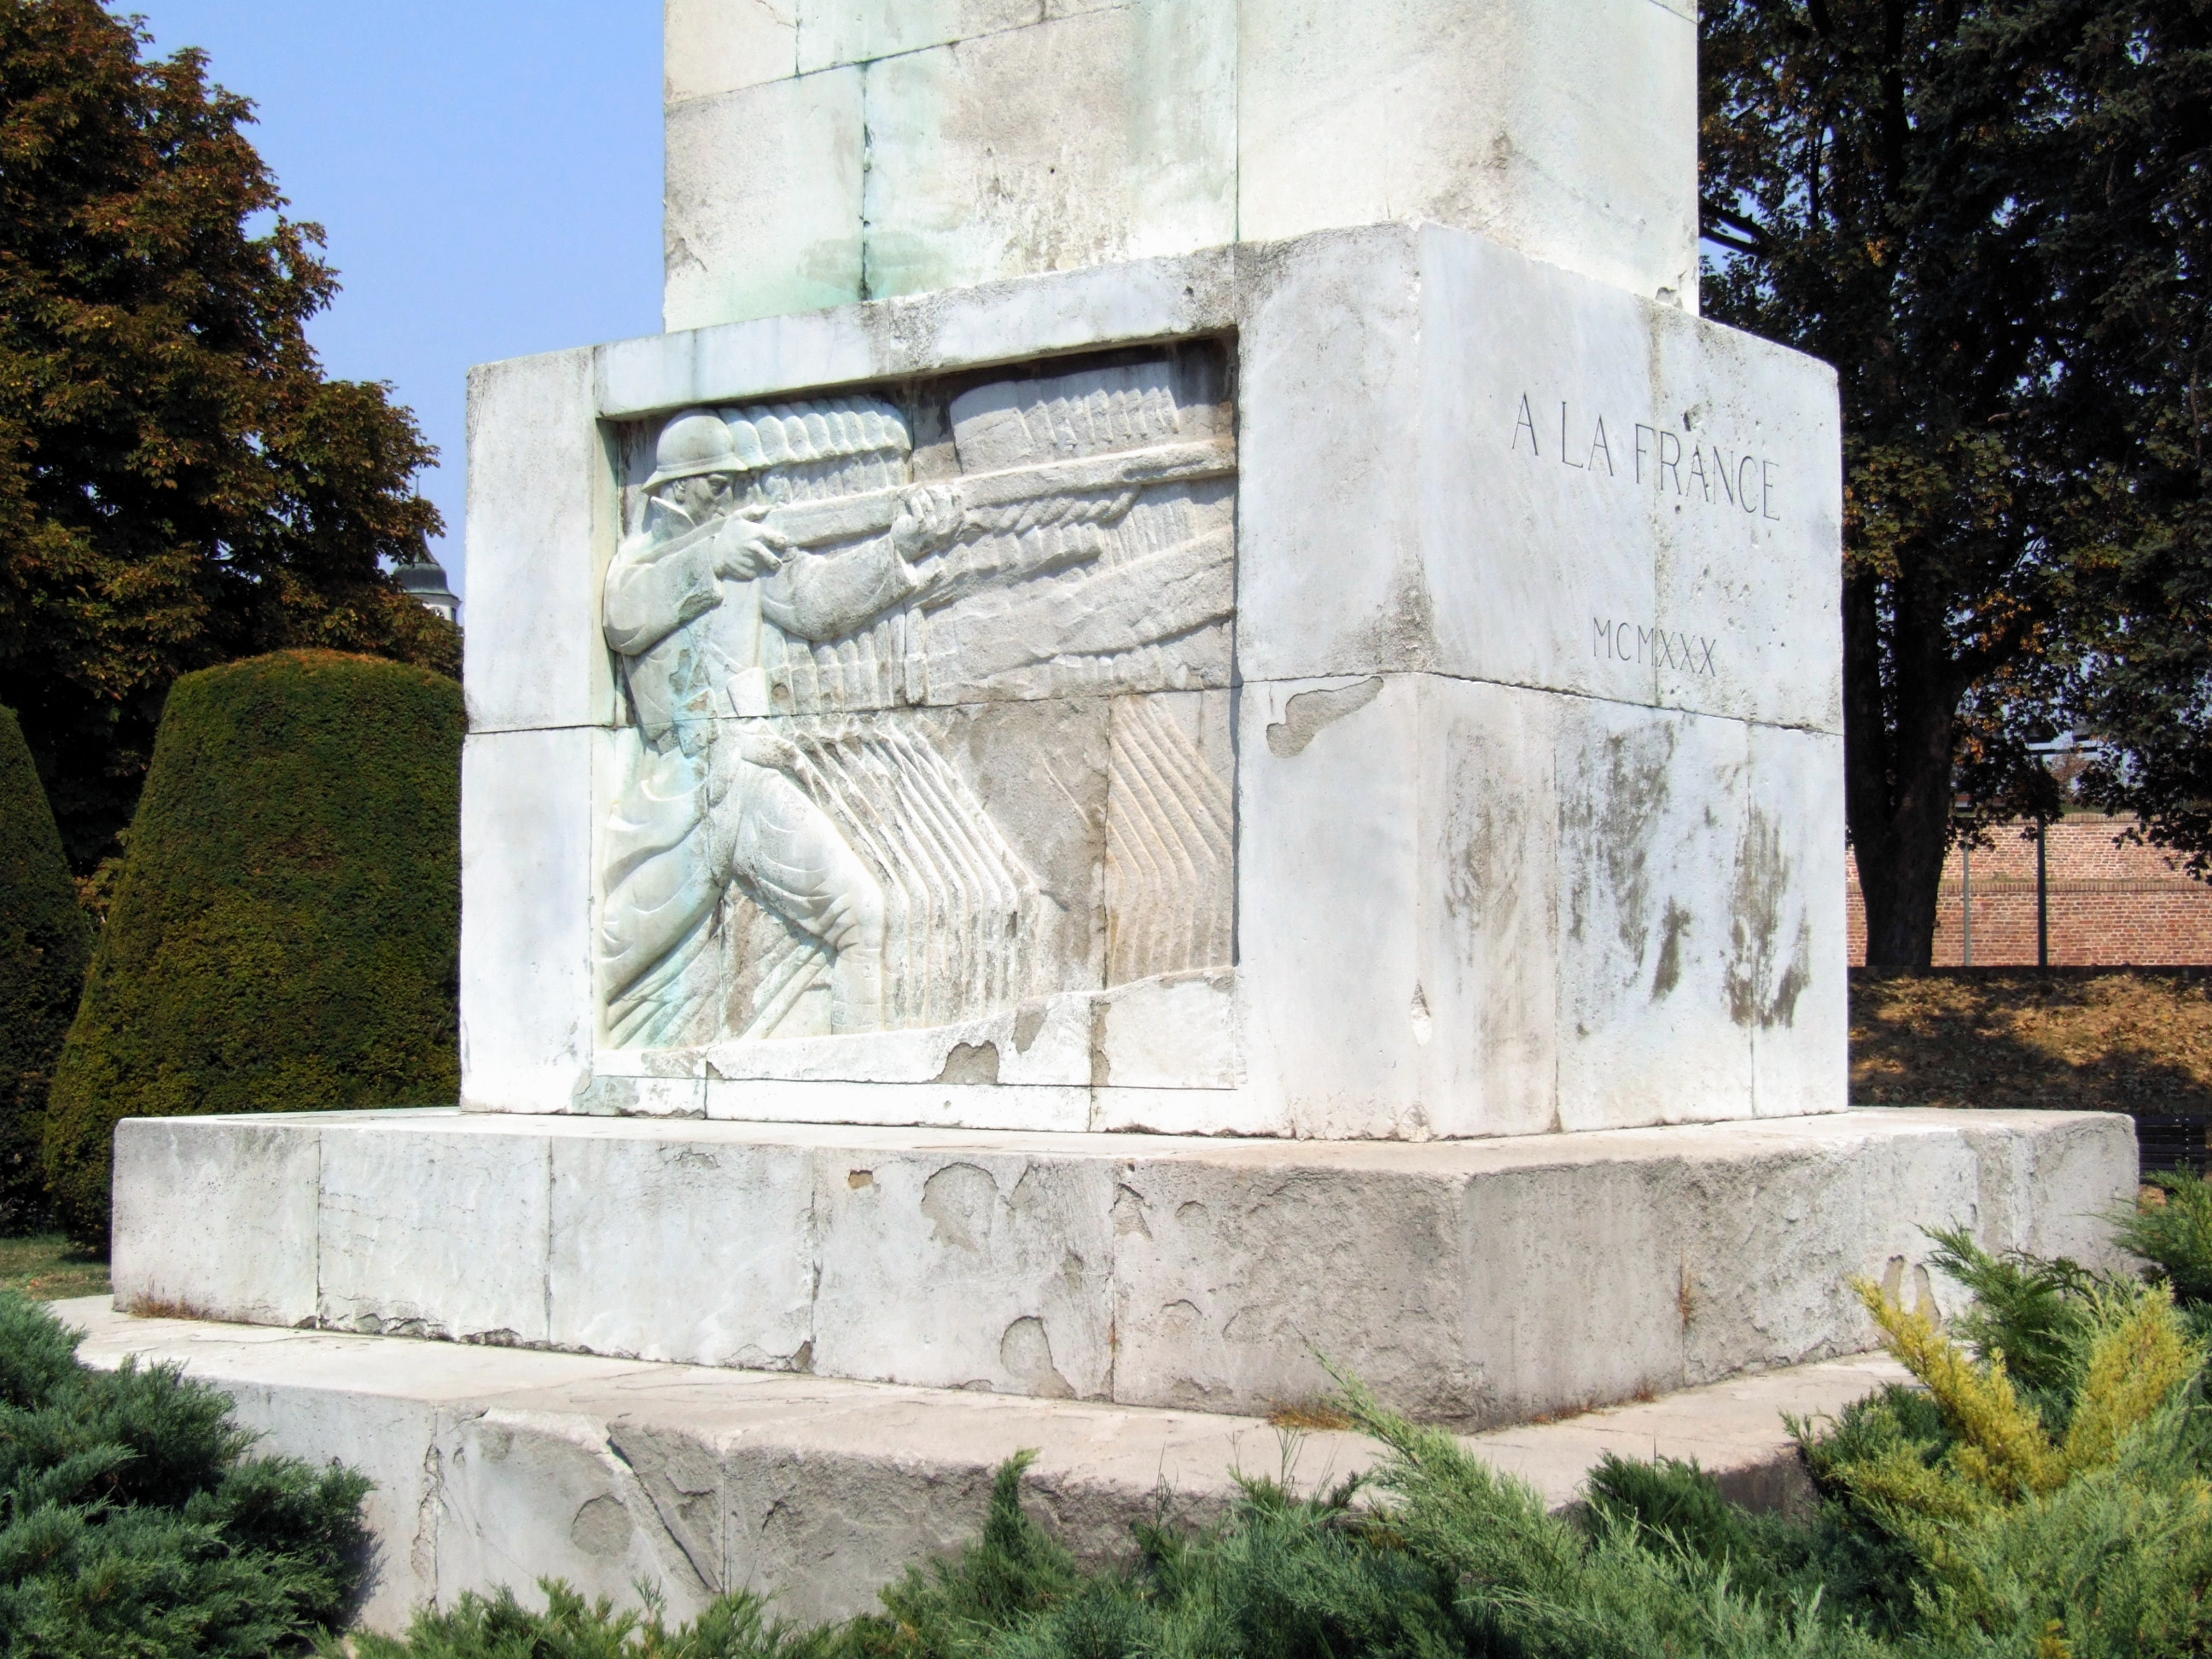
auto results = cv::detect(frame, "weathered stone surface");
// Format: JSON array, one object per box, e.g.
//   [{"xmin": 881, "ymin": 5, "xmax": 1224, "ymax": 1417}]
[
  {"xmin": 1549, "ymin": 700, "xmax": 1757, "ymax": 1130},
  {"xmin": 1745, "ymin": 723, "xmax": 1851, "ymax": 1117},
  {"xmin": 109, "ymin": 1108, "xmax": 2133, "ymax": 1419},
  {"xmin": 548, "ymin": 1132, "xmax": 816, "ymax": 1367},
  {"xmin": 859, "ymin": 3, "xmax": 1237, "ymax": 300},
  {"xmin": 1237, "ymin": 226, "xmax": 1843, "ymax": 730},
  {"xmin": 665, "ymin": 0, "xmax": 795, "ymax": 103},
  {"xmin": 811, "ymin": 1147, "xmax": 1117, "ymax": 1396},
  {"xmin": 61, "ymin": 1294, "xmax": 1906, "ymax": 1633},
  {"xmin": 467, "ymin": 225, "xmax": 1848, "ymax": 1137},
  {"xmin": 660, "ymin": 1, "xmax": 1697, "ymax": 328},
  {"xmin": 703, "ymin": 1075, "xmax": 1092, "ymax": 1131},
  {"xmin": 1236, "ymin": 0, "xmax": 1697, "ymax": 305},
  {"xmin": 462, "ymin": 347, "xmax": 612, "ymax": 734},
  {"xmin": 795, "ymin": 0, "xmax": 1062, "ymax": 73},
  {"xmin": 1414, "ymin": 678, "xmax": 1561, "ymax": 1138},
  {"xmin": 663, "ymin": 69, "xmax": 864, "ymax": 333},
  {"xmin": 110, "ymin": 1117, "xmax": 319, "ymax": 1327},
  {"xmin": 459, "ymin": 730, "xmax": 596, "ymax": 1114},
  {"xmin": 603, "ymin": 246, "xmax": 1243, "ymax": 420},
  {"xmin": 1223, "ymin": 675, "xmax": 1842, "ymax": 1140},
  {"xmin": 1232, "ymin": 672, "xmax": 1424, "ymax": 1137},
  {"xmin": 317, "ymin": 1116, "xmax": 552, "ymax": 1342}
]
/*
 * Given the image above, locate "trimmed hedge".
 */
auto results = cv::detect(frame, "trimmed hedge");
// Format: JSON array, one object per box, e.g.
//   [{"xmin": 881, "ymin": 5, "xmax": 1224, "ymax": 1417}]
[
  {"xmin": 0, "ymin": 706, "xmax": 91, "ymax": 1232},
  {"xmin": 45, "ymin": 651, "xmax": 463, "ymax": 1243}
]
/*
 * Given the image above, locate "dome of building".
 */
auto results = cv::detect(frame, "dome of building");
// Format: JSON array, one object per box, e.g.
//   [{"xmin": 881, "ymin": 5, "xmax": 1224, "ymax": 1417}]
[{"xmin": 395, "ymin": 556, "xmax": 459, "ymax": 623}]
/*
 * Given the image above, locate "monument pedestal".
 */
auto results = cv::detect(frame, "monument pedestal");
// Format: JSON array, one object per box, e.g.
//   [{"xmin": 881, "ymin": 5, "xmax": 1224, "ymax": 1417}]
[
  {"xmin": 90, "ymin": 0, "xmax": 2153, "ymax": 1632},
  {"xmin": 65, "ymin": 1296, "xmax": 1903, "ymax": 1634},
  {"xmin": 115, "ymin": 1107, "xmax": 2130, "ymax": 1429},
  {"xmin": 463, "ymin": 223, "xmax": 1848, "ymax": 1142}
]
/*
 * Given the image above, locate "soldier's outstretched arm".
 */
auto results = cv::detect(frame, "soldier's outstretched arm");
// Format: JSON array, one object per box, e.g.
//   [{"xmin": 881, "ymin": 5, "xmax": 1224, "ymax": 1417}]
[{"xmin": 758, "ymin": 487, "xmax": 961, "ymax": 642}]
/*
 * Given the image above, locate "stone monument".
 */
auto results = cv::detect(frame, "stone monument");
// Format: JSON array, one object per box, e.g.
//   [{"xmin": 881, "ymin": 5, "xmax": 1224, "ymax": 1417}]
[{"xmin": 101, "ymin": 0, "xmax": 2132, "ymax": 1628}]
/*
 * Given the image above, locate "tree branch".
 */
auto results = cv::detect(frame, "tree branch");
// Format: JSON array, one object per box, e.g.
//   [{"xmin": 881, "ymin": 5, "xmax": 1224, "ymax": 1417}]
[{"xmin": 1699, "ymin": 198, "xmax": 1773, "ymax": 257}]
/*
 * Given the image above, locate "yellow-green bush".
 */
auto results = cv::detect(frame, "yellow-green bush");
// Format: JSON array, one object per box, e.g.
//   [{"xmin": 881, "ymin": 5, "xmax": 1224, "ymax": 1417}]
[
  {"xmin": 44, "ymin": 651, "xmax": 462, "ymax": 1243},
  {"xmin": 0, "ymin": 707, "xmax": 91, "ymax": 1231}
]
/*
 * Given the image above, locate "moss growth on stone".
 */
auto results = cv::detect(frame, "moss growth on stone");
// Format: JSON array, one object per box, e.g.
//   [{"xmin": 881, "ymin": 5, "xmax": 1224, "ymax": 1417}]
[
  {"xmin": 0, "ymin": 707, "xmax": 92, "ymax": 1233},
  {"xmin": 44, "ymin": 651, "xmax": 462, "ymax": 1243}
]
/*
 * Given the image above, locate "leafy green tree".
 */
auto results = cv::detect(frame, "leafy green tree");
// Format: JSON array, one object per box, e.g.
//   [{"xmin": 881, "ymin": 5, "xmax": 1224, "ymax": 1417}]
[
  {"xmin": 2058, "ymin": 13, "xmax": 2212, "ymax": 870},
  {"xmin": 0, "ymin": 0, "xmax": 457, "ymax": 871},
  {"xmin": 1699, "ymin": 0, "xmax": 2210, "ymax": 962}
]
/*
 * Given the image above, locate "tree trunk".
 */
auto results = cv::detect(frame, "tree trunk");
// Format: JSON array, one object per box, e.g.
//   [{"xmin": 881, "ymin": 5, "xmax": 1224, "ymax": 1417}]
[{"xmin": 1842, "ymin": 571, "xmax": 1965, "ymax": 967}]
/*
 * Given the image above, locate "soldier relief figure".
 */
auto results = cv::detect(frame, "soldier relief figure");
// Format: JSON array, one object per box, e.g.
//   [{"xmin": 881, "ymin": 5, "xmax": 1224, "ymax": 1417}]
[
  {"xmin": 602, "ymin": 405, "xmax": 957, "ymax": 1044},
  {"xmin": 598, "ymin": 357, "xmax": 1240, "ymax": 1054}
]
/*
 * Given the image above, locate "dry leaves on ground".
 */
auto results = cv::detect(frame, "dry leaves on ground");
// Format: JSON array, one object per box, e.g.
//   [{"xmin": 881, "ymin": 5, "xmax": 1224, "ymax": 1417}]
[{"xmin": 1850, "ymin": 969, "xmax": 2212, "ymax": 1114}]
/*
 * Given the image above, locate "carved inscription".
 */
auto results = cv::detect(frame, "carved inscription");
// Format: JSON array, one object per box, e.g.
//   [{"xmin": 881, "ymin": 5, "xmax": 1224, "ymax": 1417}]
[
  {"xmin": 598, "ymin": 348, "xmax": 1239, "ymax": 1053},
  {"xmin": 1592, "ymin": 618, "xmax": 1718, "ymax": 676},
  {"xmin": 1511, "ymin": 393, "xmax": 1782, "ymax": 521}
]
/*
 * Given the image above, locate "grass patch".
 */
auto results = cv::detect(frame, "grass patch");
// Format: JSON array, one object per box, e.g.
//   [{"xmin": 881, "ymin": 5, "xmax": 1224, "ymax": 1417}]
[
  {"xmin": 0, "ymin": 1229, "xmax": 110, "ymax": 1301},
  {"xmin": 1851, "ymin": 967, "xmax": 2212, "ymax": 1113}
]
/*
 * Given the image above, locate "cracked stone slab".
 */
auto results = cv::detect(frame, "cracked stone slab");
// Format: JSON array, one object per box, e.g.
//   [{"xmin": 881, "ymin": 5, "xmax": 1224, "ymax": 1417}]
[
  {"xmin": 111, "ymin": 1107, "xmax": 2133, "ymax": 1423},
  {"xmin": 61, "ymin": 1296, "xmax": 1902, "ymax": 1633}
]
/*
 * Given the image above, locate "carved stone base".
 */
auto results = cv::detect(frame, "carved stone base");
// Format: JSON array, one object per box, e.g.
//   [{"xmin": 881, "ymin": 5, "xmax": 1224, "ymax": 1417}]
[
  {"xmin": 114, "ymin": 1107, "xmax": 2130, "ymax": 1425},
  {"xmin": 67, "ymin": 1295, "xmax": 1899, "ymax": 1635}
]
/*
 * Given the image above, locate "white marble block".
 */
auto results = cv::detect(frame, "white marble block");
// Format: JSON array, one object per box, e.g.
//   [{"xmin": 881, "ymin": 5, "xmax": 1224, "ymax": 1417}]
[
  {"xmin": 463, "ymin": 222, "xmax": 1843, "ymax": 1138},
  {"xmin": 110, "ymin": 1109, "xmax": 2137, "ymax": 1425},
  {"xmin": 660, "ymin": 0, "xmax": 1697, "ymax": 331}
]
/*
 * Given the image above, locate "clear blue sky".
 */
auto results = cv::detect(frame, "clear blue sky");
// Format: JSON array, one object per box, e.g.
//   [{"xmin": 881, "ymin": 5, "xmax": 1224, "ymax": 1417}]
[{"xmin": 134, "ymin": 3, "xmax": 669, "ymax": 602}]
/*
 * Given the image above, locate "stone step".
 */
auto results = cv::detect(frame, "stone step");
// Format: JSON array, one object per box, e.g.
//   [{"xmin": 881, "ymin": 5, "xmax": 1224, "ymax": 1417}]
[
  {"xmin": 113, "ymin": 1106, "xmax": 2128, "ymax": 1425},
  {"xmin": 60, "ymin": 1296, "xmax": 1901, "ymax": 1635}
]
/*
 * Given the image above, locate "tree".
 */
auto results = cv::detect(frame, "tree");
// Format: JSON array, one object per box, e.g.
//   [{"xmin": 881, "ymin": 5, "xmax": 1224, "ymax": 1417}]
[
  {"xmin": 0, "ymin": 0, "xmax": 457, "ymax": 871},
  {"xmin": 1699, "ymin": 0, "xmax": 2211, "ymax": 963},
  {"xmin": 2059, "ymin": 12, "xmax": 2212, "ymax": 870}
]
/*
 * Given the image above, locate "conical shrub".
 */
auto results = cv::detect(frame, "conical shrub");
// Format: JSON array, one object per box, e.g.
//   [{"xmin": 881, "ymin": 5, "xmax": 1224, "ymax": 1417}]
[
  {"xmin": 44, "ymin": 650, "xmax": 463, "ymax": 1243},
  {"xmin": 0, "ymin": 707, "xmax": 92, "ymax": 1231}
]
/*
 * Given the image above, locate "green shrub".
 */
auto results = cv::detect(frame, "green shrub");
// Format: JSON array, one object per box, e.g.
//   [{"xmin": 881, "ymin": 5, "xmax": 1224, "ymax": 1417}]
[
  {"xmin": 351, "ymin": 1184, "xmax": 2212, "ymax": 1659},
  {"xmin": 2117, "ymin": 1173, "xmax": 2212, "ymax": 1310},
  {"xmin": 0, "ymin": 706, "xmax": 92, "ymax": 1234},
  {"xmin": 0, "ymin": 1289, "xmax": 370, "ymax": 1654},
  {"xmin": 346, "ymin": 1581, "xmax": 842, "ymax": 1659},
  {"xmin": 44, "ymin": 650, "xmax": 463, "ymax": 1243}
]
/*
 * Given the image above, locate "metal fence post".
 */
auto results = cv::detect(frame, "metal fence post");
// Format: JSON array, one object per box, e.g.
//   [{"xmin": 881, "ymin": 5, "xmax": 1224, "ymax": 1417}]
[
  {"xmin": 1962, "ymin": 841, "xmax": 1973, "ymax": 966},
  {"xmin": 2037, "ymin": 818, "xmax": 2050, "ymax": 969}
]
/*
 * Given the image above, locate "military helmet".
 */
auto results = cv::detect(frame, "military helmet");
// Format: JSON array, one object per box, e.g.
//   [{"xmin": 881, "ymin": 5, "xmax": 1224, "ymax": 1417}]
[{"xmin": 644, "ymin": 409, "xmax": 741, "ymax": 490}]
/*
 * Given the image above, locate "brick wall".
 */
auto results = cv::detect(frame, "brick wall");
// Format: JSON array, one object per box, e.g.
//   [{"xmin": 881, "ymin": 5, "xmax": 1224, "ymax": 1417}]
[{"xmin": 1847, "ymin": 816, "xmax": 2212, "ymax": 965}]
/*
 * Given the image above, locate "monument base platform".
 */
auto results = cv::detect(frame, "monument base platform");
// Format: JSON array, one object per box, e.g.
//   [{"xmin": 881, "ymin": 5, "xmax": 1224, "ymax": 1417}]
[
  {"xmin": 63, "ymin": 1297, "xmax": 1902, "ymax": 1633},
  {"xmin": 114, "ymin": 1107, "xmax": 2130, "ymax": 1427}
]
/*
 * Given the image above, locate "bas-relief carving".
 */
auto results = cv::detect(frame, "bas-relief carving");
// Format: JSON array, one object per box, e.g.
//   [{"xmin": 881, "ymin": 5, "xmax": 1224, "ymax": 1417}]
[{"xmin": 597, "ymin": 349, "xmax": 1238, "ymax": 1065}]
